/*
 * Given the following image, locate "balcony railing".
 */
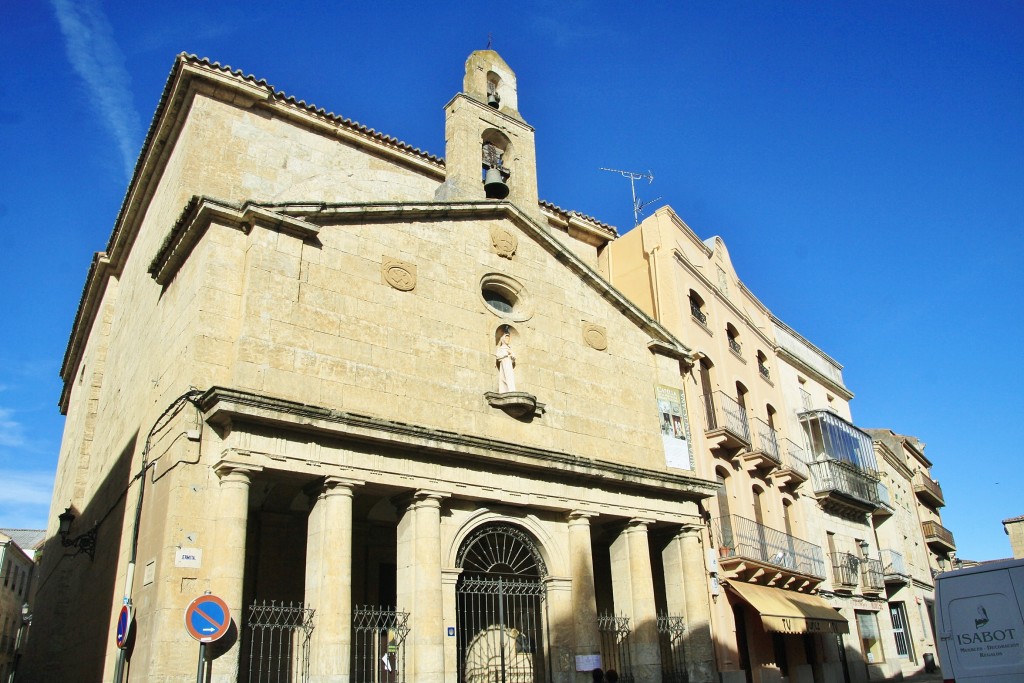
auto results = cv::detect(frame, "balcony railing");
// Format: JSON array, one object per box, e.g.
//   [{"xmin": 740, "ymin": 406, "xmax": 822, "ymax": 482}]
[
  {"xmin": 808, "ymin": 458, "xmax": 881, "ymax": 508},
  {"xmin": 701, "ymin": 391, "xmax": 750, "ymax": 445},
  {"xmin": 780, "ymin": 440, "xmax": 809, "ymax": 478},
  {"xmin": 880, "ymin": 549, "xmax": 908, "ymax": 579},
  {"xmin": 712, "ymin": 514, "xmax": 825, "ymax": 579},
  {"xmin": 728, "ymin": 337, "xmax": 742, "ymax": 355},
  {"xmin": 745, "ymin": 418, "xmax": 781, "ymax": 467},
  {"xmin": 914, "ymin": 473, "xmax": 945, "ymax": 507},
  {"xmin": 861, "ymin": 558, "xmax": 885, "ymax": 591},
  {"xmin": 690, "ymin": 303, "xmax": 707, "ymax": 325},
  {"xmin": 758, "ymin": 362, "xmax": 770, "ymax": 380},
  {"xmin": 922, "ymin": 519, "xmax": 956, "ymax": 551},
  {"xmin": 830, "ymin": 552, "xmax": 860, "ymax": 588}
]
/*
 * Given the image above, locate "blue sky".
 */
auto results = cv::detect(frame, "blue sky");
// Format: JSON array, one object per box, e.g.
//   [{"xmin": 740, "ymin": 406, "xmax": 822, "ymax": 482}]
[{"xmin": 1, "ymin": 1, "xmax": 1021, "ymax": 560}]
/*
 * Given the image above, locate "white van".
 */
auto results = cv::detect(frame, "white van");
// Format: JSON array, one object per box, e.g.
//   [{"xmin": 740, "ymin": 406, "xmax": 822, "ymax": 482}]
[{"xmin": 934, "ymin": 557, "xmax": 1024, "ymax": 682}]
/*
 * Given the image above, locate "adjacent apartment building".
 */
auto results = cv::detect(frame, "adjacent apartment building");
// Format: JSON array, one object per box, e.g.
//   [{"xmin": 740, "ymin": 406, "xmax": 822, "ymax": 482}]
[{"xmin": 608, "ymin": 207, "xmax": 953, "ymax": 682}]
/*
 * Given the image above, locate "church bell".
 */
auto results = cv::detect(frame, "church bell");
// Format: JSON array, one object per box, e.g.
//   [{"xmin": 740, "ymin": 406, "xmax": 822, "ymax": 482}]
[{"xmin": 483, "ymin": 167, "xmax": 509, "ymax": 199}]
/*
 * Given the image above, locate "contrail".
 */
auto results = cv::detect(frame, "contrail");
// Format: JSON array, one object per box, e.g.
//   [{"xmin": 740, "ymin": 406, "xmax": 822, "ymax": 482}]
[{"xmin": 50, "ymin": 0, "xmax": 143, "ymax": 181}]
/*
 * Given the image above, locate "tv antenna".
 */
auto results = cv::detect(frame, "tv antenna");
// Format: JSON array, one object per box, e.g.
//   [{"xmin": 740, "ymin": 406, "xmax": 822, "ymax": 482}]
[{"xmin": 600, "ymin": 167, "xmax": 661, "ymax": 227}]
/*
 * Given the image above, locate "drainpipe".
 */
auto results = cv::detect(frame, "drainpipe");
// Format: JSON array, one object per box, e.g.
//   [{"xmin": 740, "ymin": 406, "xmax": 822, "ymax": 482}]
[{"xmin": 113, "ymin": 389, "xmax": 203, "ymax": 683}]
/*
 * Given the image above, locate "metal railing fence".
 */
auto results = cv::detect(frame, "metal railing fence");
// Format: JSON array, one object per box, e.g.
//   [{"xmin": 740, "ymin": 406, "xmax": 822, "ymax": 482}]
[{"xmin": 711, "ymin": 514, "xmax": 825, "ymax": 578}]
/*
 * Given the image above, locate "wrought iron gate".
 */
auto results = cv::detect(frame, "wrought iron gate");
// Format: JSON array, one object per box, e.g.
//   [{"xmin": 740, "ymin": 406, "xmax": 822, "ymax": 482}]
[
  {"xmin": 597, "ymin": 612, "xmax": 633, "ymax": 682},
  {"xmin": 456, "ymin": 524, "xmax": 550, "ymax": 683},
  {"xmin": 352, "ymin": 606, "xmax": 410, "ymax": 683},
  {"xmin": 244, "ymin": 600, "xmax": 315, "ymax": 683},
  {"xmin": 658, "ymin": 613, "xmax": 688, "ymax": 683}
]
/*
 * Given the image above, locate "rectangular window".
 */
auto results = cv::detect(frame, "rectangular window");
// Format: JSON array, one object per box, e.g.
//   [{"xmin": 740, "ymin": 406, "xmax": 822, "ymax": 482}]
[
  {"xmin": 657, "ymin": 386, "xmax": 693, "ymax": 470},
  {"xmin": 856, "ymin": 610, "xmax": 885, "ymax": 664}
]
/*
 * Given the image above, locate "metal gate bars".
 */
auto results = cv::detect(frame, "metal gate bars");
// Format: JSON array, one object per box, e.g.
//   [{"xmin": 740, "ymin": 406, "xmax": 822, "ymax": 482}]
[
  {"xmin": 457, "ymin": 575, "xmax": 548, "ymax": 683},
  {"xmin": 352, "ymin": 606, "xmax": 410, "ymax": 683},
  {"xmin": 597, "ymin": 612, "xmax": 633, "ymax": 682},
  {"xmin": 657, "ymin": 613, "xmax": 688, "ymax": 683},
  {"xmin": 243, "ymin": 600, "xmax": 315, "ymax": 683}
]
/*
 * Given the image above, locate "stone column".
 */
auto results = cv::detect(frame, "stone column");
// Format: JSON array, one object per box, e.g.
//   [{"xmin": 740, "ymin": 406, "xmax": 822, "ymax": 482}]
[
  {"xmin": 545, "ymin": 576, "xmax": 575, "ymax": 683},
  {"xmin": 568, "ymin": 512, "xmax": 600, "ymax": 682},
  {"xmin": 679, "ymin": 524, "xmax": 715, "ymax": 683},
  {"xmin": 211, "ymin": 461, "xmax": 259, "ymax": 683},
  {"xmin": 610, "ymin": 519, "xmax": 660, "ymax": 683},
  {"xmin": 396, "ymin": 491, "xmax": 448, "ymax": 683},
  {"xmin": 305, "ymin": 477, "xmax": 360, "ymax": 683}
]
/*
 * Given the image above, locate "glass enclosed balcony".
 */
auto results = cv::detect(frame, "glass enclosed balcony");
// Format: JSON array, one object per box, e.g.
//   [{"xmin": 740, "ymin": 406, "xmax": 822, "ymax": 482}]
[
  {"xmin": 712, "ymin": 514, "xmax": 825, "ymax": 580},
  {"xmin": 799, "ymin": 409, "xmax": 878, "ymax": 474}
]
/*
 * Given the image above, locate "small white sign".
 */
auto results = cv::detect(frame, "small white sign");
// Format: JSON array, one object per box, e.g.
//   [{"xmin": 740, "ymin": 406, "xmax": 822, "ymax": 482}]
[
  {"xmin": 175, "ymin": 547, "xmax": 203, "ymax": 568},
  {"xmin": 143, "ymin": 560, "xmax": 156, "ymax": 586},
  {"xmin": 575, "ymin": 654, "xmax": 601, "ymax": 672}
]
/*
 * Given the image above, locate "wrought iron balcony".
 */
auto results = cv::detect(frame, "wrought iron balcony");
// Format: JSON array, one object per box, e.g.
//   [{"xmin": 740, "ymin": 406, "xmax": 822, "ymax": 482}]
[
  {"xmin": 808, "ymin": 458, "xmax": 881, "ymax": 515},
  {"xmin": 701, "ymin": 391, "xmax": 750, "ymax": 451},
  {"xmin": 728, "ymin": 337, "xmax": 742, "ymax": 355},
  {"xmin": 690, "ymin": 303, "xmax": 707, "ymax": 325},
  {"xmin": 880, "ymin": 549, "xmax": 909, "ymax": 584},
  {"xmin": 829, "ymin": 552, "xmax": 860, "ymax": 589},
  {"xmin": 861, "ymin": 558, "xmax": 885, "ymax": 593},
  {"xmin": 758, "ymin": 362, "xmax": 770, "ymax": 380},
  {"xmin": 873, "ymin": 482, "xmax": 895, "ymax": 518},
  {"xmin": 913, "ymin": 473, "xmax": 945, "ymax": 508},
  {"xmin": 771, "ymin": 439, "xmax": 809, "ymax": 488},
  {"xmin": 742, "ymin": 418, "xmax": 782, "ymax": 470},
  {"xmin": 922, "ymin": 519, "xmax": 956, "ymax": 553},
  {"xmin": 712, "ymin": 514, "xmax": 825, "ymax": 581}
]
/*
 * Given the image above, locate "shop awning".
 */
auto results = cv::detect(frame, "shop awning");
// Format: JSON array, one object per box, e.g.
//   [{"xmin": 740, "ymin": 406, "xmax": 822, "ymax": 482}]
[{"xmin": 727, "ymin": 582, "xmax": 850, "ymax": 635}]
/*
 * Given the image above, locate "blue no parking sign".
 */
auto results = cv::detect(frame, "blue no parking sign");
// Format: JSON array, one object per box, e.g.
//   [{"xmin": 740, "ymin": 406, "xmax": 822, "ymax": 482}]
[
  {"xmin": 115, "ymin": 604, "xmax": 132, "ymax": 649},
  {"xmin": 184, "ymin": 594, "xmax": 231, "ymax": 643}
]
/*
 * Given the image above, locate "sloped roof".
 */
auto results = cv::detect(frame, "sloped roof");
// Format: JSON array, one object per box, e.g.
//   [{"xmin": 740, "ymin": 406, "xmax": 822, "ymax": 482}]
[{"xmin": 0, "ymin": 529, "xmax": 45, "ymax": 551}]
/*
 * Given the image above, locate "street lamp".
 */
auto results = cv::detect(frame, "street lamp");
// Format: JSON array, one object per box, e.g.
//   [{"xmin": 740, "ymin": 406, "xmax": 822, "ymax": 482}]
[{"xmin": 57, "ymin": 507, "xmax": 98, "ymax": 560}]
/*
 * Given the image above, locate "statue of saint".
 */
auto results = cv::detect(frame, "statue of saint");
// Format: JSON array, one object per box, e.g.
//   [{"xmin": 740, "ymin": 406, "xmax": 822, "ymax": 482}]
[{"xmin": 496, "ymin": 331, "xmax": 516, "ymax": 392}]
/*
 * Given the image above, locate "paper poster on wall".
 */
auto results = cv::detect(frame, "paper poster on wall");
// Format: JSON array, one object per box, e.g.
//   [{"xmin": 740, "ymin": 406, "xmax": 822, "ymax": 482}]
[{"xmin": 657, "ymin": 386, "xmax": 693, "ymax": 470}]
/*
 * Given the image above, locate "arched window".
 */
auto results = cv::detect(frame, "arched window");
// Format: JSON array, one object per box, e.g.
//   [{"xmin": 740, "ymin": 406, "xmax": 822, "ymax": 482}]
[
  {"xmin": 757, "ymin": 350, "xmax": 770, "ymax": 380},
  {"xmin": 689, "ymin": 290, "xmax": 708, "ymax": 325},
  {"xmin": 726, "ymin": 323, "xmax": 741, "ymax": 355}
]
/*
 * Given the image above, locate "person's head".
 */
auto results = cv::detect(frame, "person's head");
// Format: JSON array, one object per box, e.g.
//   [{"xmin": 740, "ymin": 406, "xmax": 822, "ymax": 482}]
[
  {"xmin": 591, "ymin": 668, "xmax": 604, "ymax": 683},
  {"xmin": 606, "ymin": 669, "xmax": 618, "ymax": 683}
]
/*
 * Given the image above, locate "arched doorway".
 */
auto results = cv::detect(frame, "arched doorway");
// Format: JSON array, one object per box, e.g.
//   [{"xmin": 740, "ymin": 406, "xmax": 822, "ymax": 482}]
[{"xmin": 456, "ymin": 523, "xmax": 549, "ymax": 683}]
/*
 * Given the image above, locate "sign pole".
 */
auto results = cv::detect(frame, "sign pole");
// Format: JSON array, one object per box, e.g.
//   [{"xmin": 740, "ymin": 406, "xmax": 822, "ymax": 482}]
[{"xmin": 196, "ymin": 641, "xmax": 206, "ymax": 683}]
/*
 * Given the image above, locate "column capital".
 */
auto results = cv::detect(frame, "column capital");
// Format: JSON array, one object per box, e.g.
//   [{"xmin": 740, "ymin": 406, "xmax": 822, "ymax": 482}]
[
  {"xmin": 568, "ymin": 510, "xmax": 597, "ymax": 525},
  {"xmin": 321, "ymin": 476, "xmax": 362, "ymax": 495},
  {"xmin": 626, "ymin": 517, "xmax": 656, "ymax": 531},
  {"xmin": 678, "ymin": 522, "xmax": 705, "ymax": 540},
  {"xmin": 213, "ymin": 459, "xmax": 262, "ymax": 481},
  {"xmin": 393, "ymin": 489, "xmax": 451, "ymax": 512}
]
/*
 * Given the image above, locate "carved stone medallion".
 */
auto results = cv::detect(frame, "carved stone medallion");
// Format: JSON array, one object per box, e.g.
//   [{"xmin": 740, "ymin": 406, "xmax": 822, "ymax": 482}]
[
  {"xmin": 490, "ymin": 227, "xmax": 518, "ymax": 259},
  {"xmin": 582, "ymin": 323, "xmax": 608, "ymax": 351},
  {"xmin": 382, "ymin": 258, "xmax": 416, "ymax": 291}
]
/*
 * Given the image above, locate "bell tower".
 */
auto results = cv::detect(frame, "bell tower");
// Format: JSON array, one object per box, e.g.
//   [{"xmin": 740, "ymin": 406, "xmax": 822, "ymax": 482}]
[{"xmin": 435, "ymin": 51, "xmax": 540, "ymax": 216}]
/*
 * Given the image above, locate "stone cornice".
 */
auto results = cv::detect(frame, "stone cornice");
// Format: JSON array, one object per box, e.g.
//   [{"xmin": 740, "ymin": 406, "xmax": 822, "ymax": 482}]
[
  {"xmin": 775, "ymin": 345, "xmax": 856, "ymax": 401},
  {"xmin": 148, "ymin": 197, "xmax": 320, "ymax": 285},
  {"xmin": 198, "ymin": 386, "xmax": 720, "ymax": 499}
]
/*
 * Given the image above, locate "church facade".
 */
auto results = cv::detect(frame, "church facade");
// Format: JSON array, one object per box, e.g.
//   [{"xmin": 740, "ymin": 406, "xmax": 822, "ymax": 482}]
[{"xmin": 24, "ymin": 52, "xmax": 722, "ymax": 683}]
